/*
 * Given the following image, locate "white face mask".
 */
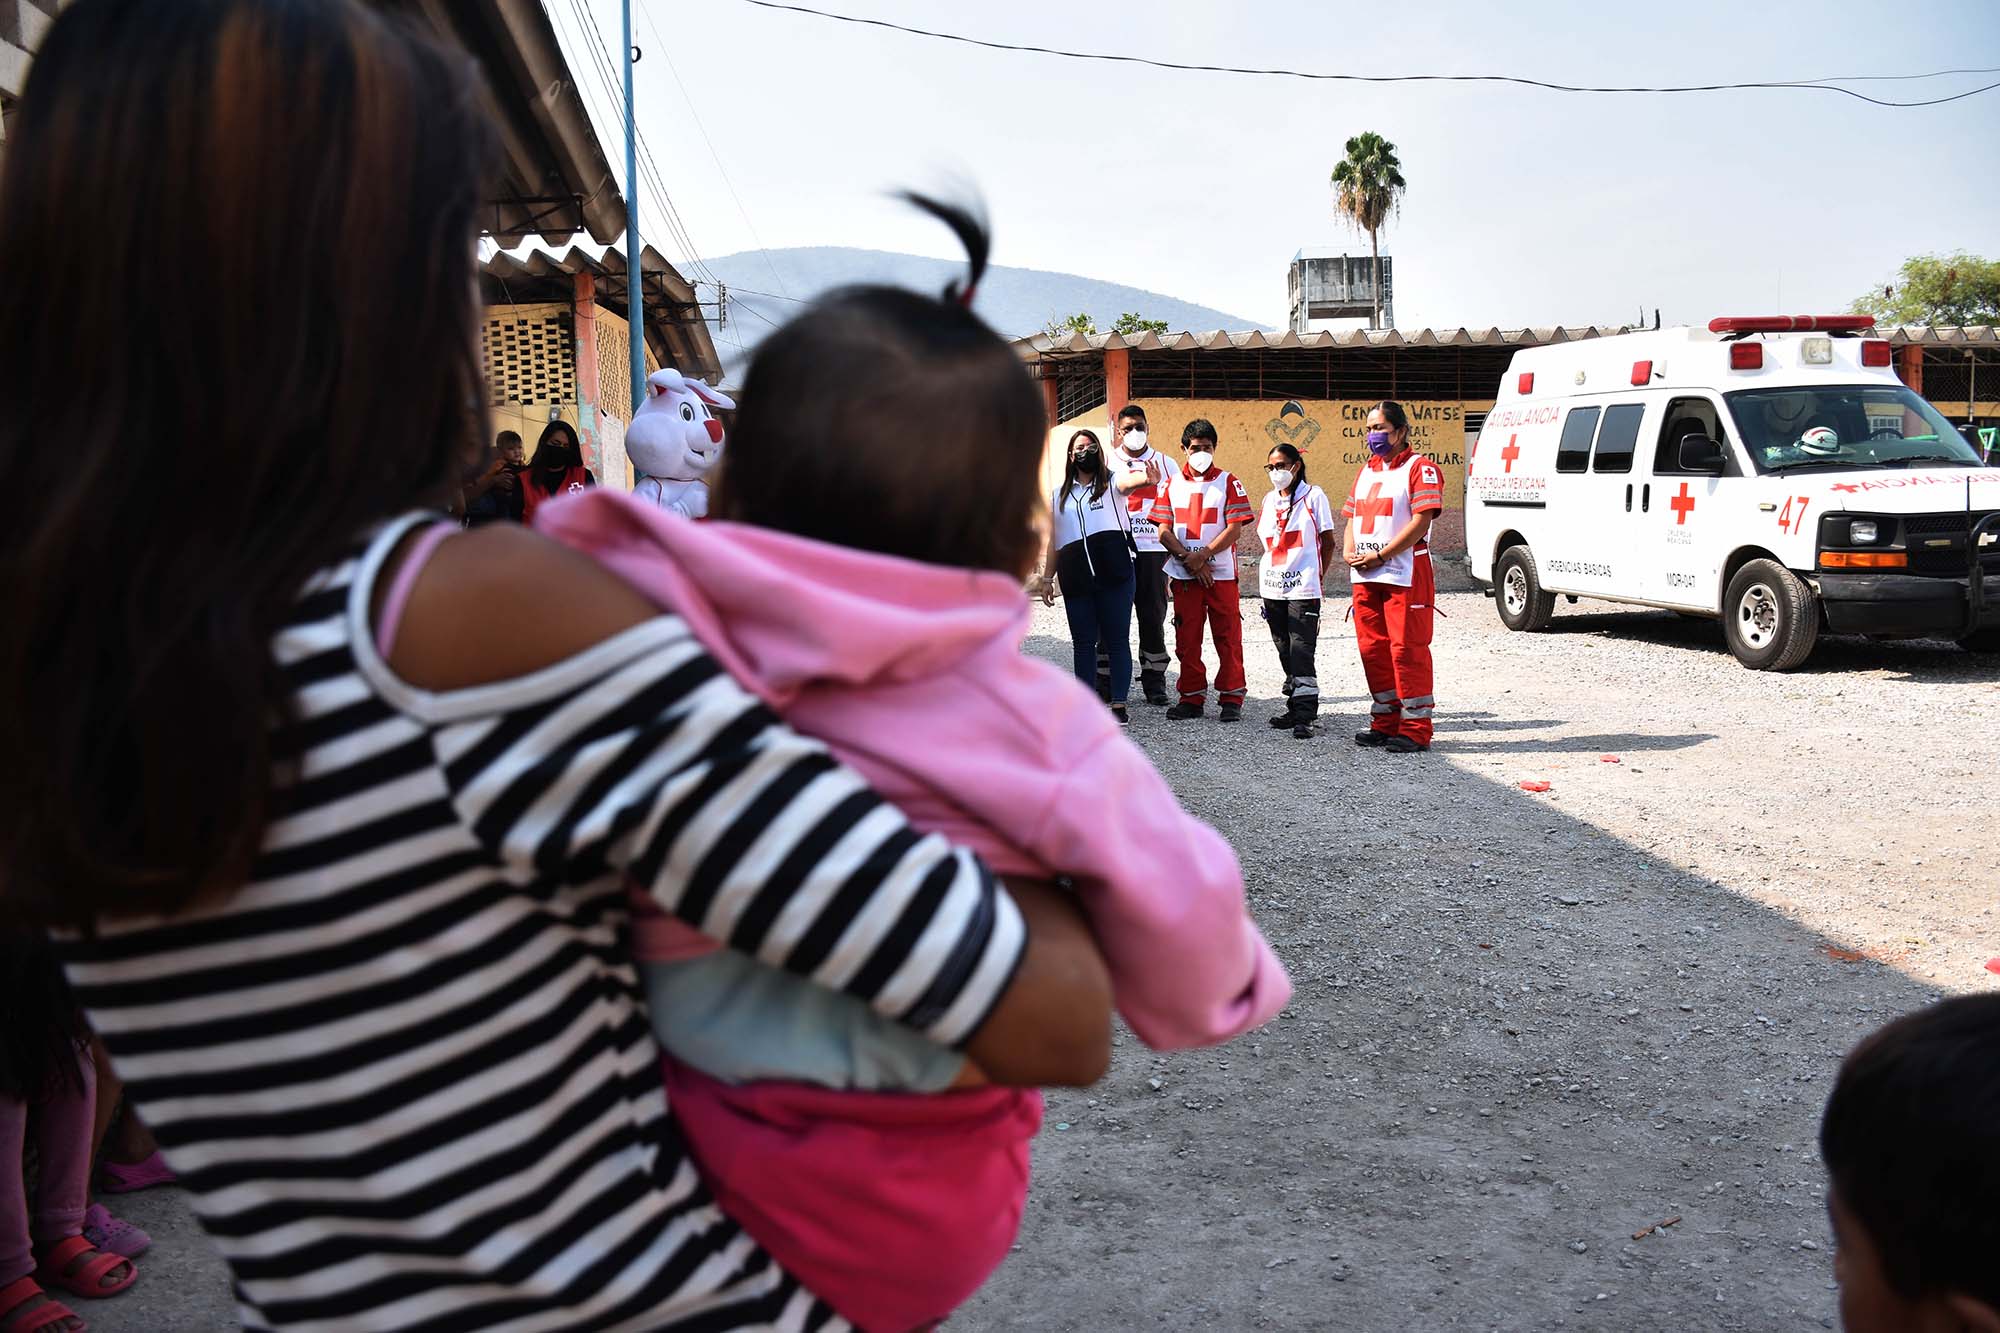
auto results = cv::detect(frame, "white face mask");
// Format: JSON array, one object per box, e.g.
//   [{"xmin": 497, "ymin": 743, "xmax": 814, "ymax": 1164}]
[
  {"xmin": 1268, "ymin": 468, "xmax": 1295, "ymax": 489},
  {"xmin": 1122, "ymin": 429, "xmax": 1148, "ymax": 453},
  {"xmin": 1187, "ymin": 450, "xmax": 1214, "ymax": 474}
]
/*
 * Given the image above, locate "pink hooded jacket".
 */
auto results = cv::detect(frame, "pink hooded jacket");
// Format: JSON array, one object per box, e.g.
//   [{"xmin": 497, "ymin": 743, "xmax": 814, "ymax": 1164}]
[
  {"xmin": 538, "ymin": 491, "xmax": 1288, "ymax": 1330},
  {"xmin": 541, "ymin": 490, "xmax": 1290, "ymax": 1048}
]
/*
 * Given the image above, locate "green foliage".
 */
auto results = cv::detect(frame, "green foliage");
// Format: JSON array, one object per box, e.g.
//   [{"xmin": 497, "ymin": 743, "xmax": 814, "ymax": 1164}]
[
  {"xmin": 1110, "ymin": 312, "xmax": 1170, "ymax": 336},
  {"xmin": 1852, "ymin": 253, "xmax": 2000, "ymax": 327},
  {"xmin": 1329, "ymin": 131, "xmax": 1406, "ymax": 236},
  {"xmin": 1329, "ymin": 131, "xmax": 1407, "ymax": 327},
  {"xmin": 1045, "ymin": 310, "xmax": 1097, "ymax": 340},
  {"xmin": 1044, "ymin": 311, "xmax": 1170, "ymax": 339}
]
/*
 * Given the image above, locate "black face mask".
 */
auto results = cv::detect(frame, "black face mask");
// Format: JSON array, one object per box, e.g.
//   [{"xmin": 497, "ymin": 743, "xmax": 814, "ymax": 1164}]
[{"xmin": 1074, "ymin": 448, "xmax": 1100, "ymax": 470}]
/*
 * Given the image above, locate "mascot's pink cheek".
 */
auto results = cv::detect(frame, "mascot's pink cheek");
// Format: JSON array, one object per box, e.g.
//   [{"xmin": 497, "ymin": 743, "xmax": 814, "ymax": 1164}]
[{"xmin": 704, "ymin": 420, "xmax": 724, "ymax": 444}]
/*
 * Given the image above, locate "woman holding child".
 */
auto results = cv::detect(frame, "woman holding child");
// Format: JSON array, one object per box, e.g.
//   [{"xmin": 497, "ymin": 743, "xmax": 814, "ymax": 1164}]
[{"xmin": 0, "ymin": 3, "xmax": 1284, "ymax": 1330}]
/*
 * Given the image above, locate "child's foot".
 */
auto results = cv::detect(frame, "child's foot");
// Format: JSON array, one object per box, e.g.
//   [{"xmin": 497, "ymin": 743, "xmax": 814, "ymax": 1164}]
[
  {"xmin": 1218, "ymin": 704, "xmax": 1242, "ymax": 723},
  {"xmin": 95, "ymin": 1149, "xmax": 174, "ymax": 1194},
  {"xmin": 82, "ymin": 1204, "xmax": 151, "ymax": 1259},
  {"xmin": 1165, "ymin": 702, "xmax": 1204, "ymax": 720},
  {"xmin": 33, "ymin": 1235, "xmax": 137, "ymax": 1300},
  {"xmin": 0, "ymin": 1277, "xmax": 83, "ymax": 1333}
]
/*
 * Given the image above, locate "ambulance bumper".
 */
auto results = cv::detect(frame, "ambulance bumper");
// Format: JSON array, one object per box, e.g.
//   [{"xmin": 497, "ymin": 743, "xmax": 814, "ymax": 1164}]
[{"xmin": 1816, "ymin": 572, "xmax": 1993, "ymax": 638}]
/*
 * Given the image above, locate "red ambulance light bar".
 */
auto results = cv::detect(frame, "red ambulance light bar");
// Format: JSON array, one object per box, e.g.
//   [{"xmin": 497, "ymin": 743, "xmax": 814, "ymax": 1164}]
[
  {"xmin": 1630, "ymin": 360, "xmax": 1653, "ymax": 386},
  {"xmin": 1729, "ymin": 343, "xmax": 1763, "ymax": 371},
  {"xmin": 1860, "ymin": 340, "xmax": 1892, "ymax": 368},
  {"xmin": 1517, "ymin": 372, "xmax": 1534, "ymax": 394},
  {"xmin": 1708, "ymin": 315, "xmax": 1875, "ymax": 334}
]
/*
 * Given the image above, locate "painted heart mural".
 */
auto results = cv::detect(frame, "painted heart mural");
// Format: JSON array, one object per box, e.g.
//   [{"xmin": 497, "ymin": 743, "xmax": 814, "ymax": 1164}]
[{"xmin": 1264, "ymin": 401, "xmax": 1321, "ymax": 450}]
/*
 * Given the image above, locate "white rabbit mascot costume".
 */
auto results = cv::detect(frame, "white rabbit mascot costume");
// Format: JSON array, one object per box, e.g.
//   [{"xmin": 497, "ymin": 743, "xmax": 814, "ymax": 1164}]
[{"xmin": 629, "ymin": 367, "xmax": 736, "ymax": 519}]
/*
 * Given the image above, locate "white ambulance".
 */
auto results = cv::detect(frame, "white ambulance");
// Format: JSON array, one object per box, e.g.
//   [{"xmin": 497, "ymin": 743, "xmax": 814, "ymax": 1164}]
[{"xmin": 1465, "ymin": 316, "xmax": 1999, "ymax": 670}]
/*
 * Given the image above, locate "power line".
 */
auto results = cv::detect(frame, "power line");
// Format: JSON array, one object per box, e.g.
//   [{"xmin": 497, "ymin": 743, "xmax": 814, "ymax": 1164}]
[
  {"xmin": 637, "ymin": 0, "xmax": 794, "ymax": 303},
  {"xmin": 734, "ymin": 1, "xmax": 2000, "ymax": 108},
  {"xmin": 555, "ymin": 0, "xmax": 720, "ymax": 288}
]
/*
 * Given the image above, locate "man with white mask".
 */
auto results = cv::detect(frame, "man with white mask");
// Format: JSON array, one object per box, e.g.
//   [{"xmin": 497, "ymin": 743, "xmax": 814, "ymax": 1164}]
[
  {"xmin": 1104, "ymin": 403, "xmax": 1176, "ymax": 705},
  {"xmin": 1150, "ymin": 418, "xmax": 1253, "ymax": 722}
]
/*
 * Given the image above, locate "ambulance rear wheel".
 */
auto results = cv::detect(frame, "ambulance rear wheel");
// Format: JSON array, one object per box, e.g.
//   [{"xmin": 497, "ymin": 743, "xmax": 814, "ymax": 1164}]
[
  {"xmin": 1723, "ymin": 559, "xmax": 1820, "ymax": 670},
  {"xmin": 1495, "ymin": 545, "xmax": 1555, "ymax": 632},
  {"xmin": 1959, "ymin": 628, "xmax": 2000, "ymax": 654}
]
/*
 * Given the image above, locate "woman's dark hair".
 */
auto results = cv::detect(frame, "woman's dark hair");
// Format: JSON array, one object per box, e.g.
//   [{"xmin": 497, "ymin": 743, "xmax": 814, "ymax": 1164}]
[
  {"xmin": 535, "ymin": 419, "xmax": 584, "ymax": 474},
  {"xmin": 0, "ymin": 0, "xmax": 499, "ymax": 928},
  {"xmin": 715, "ymin": 192, "xmax": 1046, "ymax": 577},
  {"xmin": 1819, "ymin": 993, "xmax": 2000, "ymax": 1308},
  {"xmin": 1267, "ymin": 442, "xmax": 1308, "ymax": 496},
  {"xmin": 1061, "ymin": 429, "xmax": 1108, "ymax": 503},
  {"xmin": 0, "ymin": 929, "xmax": 92, "ymax": 1099},
  {"xmin": 1373, "ymin": 400, "xmax": 1411, "ymax": 435},
  {"xmin": 1182, "ymin": 419, "xmax": 1219, "ymax": 448}
]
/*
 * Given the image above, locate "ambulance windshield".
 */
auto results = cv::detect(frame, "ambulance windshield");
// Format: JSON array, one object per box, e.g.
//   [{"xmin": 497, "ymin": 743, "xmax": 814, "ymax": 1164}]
[{"xmin": 1727, "ymin": 386, "xmax": 1982, "ymax": 475}]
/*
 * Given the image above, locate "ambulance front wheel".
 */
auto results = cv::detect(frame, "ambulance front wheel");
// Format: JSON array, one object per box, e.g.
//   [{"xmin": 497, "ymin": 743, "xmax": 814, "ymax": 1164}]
[
  {"xmin": 1723, "ymin": 559, "xmax": 1820, "ymax": 671},
  {"xmin": 1959, "ymin": 628, "xmax": 2000, "ymax": 655},
  {"xmin": 1495, "ymin": 545, "xmax": 1556, "ymax": 632}
]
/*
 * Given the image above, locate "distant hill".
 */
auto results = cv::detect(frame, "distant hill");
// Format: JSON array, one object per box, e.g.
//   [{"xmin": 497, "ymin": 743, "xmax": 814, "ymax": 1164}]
[{"xmin": 700, "ymin": 246, "xmax": 1267, "ymax": 384}]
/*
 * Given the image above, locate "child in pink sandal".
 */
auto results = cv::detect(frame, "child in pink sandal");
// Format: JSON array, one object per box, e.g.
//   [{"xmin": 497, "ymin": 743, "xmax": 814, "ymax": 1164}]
[{"xmin": 2, "ymin": 933, "xmax": 138, "ymax": 1331}]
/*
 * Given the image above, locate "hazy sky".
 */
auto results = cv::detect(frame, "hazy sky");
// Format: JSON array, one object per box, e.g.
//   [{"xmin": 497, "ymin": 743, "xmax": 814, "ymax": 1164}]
[{"xmin": 556, "ymin": 0, "xmax": 2000, "ymax": 332}]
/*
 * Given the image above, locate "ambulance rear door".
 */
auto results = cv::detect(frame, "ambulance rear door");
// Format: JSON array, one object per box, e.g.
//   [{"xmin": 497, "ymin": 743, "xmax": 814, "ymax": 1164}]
[
  {"xmin": 1547, "ymin": 399, "xmax": 1648, "ymax": 597},
  {"xmin": 1638, "ymin": 394, "xmax": 1736, "ymax": 609}
]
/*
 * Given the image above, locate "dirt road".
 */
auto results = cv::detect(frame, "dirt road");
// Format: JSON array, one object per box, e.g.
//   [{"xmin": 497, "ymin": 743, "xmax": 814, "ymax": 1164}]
[{"xmin": 955, "ymin": 591, "xmax": 1999, "ymax": 1332}]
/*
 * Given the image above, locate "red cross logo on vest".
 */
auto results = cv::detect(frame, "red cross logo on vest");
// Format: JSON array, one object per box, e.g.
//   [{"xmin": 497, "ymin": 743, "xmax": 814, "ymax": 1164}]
[
  {"xmin": 1176, "ymin": 489, "xmax": 1217, "ymax": 536},
  {"xmin": 1354, "ymin": 482, "xmax": 1395, "ymax": 535},
  {"xmin": 1669, "ymin": 483, "xmax": 1697, "ymax": 525},
  {"xmin": 1500, "ymin": 435, "xmax": 1521, "ymax": 474},
  {"xmin": 1266, "ymin": 507, "xmax": 1304, "ymax": 561}
]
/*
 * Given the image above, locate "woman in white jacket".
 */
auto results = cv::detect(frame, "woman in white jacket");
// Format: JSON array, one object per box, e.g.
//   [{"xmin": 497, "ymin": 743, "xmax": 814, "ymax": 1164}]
[{"xmin": 1036, "ymin": 430, "xmax": 1139, "ymax": 724}]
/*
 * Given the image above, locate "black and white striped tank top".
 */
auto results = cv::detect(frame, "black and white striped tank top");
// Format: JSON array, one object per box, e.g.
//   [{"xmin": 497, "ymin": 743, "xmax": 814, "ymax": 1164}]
[{"xmin": 58, "ymin": 513, "xmax": 1025, "ymax": 1332}]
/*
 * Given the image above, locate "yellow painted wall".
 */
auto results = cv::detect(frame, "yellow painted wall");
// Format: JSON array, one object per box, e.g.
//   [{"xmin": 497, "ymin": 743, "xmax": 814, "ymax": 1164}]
[{"xmin": 1046, "ymin": 398, "xmax": 1490, "ymax": 512}]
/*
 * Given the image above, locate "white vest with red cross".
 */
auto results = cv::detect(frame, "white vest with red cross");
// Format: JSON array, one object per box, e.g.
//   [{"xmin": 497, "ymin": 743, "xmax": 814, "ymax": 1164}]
[
  {"xmin": 1344, "ymin": 450, "xmax": 1445, "ymax": 588},
  {"xmin": 1153, "ymin": 464, "xmax": 1254, "ymax": 581}
]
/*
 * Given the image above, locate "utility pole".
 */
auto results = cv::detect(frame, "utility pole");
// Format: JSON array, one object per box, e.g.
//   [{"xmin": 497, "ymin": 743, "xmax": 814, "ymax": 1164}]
[{"xmin": 621, "ymin": 0, "xmax": 647, "ymax": 415}]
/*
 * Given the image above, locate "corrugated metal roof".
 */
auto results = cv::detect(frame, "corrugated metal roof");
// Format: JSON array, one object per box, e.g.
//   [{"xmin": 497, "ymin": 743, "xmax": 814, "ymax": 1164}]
[
  {"xmin": 482, "ymin": 240, "xmax": 720, "ymax": 384},
  {"xmin": 1016, "ymin": 323, "xmax": 2000, "ymax": 360}
]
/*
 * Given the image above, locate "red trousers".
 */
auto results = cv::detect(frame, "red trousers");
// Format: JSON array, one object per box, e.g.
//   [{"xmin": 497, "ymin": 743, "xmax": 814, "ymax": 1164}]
[
  {"xmin": 1351, "ymin": 553, "xmax": 1436, "ymax": 745},
  {"xmin": 1171, "ymin": 577, "xmax": 1245, "ymax": 706}
]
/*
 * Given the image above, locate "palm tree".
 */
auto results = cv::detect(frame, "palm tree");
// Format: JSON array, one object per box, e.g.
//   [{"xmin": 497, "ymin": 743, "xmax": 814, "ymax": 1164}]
[{"xmin": 1330, "ymin": 132, "xmax": 1406, "ymax": 329}]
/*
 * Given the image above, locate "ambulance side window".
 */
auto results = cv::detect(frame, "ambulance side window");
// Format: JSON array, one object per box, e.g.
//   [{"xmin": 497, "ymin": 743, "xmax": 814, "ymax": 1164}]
[
  {"xmin": 1653, "ymin": 397, "xmax": 1724, "ymax": 475},
  {"xmin": 1590, "ymin": 404, "xmax": 1646, "ymax": 474},
  {"xmin": 1555, "ymin": 406, "xmax": 1601, "ymax": 474}
]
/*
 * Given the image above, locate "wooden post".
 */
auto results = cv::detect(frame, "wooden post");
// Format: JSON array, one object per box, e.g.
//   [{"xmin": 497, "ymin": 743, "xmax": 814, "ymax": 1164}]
[
  {"xmin": 1104, "ymin": 347, "xmax": 1131, "ymax": 428},
  {"xmin": 572, "ymin": 271, "xmax": 603, "ymax": 475},
  {"xmin": 1896, "ymin": 344, "xmax": 1922, "ymax": 393},
  {"xmin": 1040, "ymin": 373, "xmax": 1060, "ymax": 427}
]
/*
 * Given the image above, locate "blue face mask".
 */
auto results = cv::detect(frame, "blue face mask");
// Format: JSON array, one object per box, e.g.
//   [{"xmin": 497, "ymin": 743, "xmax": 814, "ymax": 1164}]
[{"xmin": 1366, "ymin": 428, "xmax": 1395, "ymax": 457}]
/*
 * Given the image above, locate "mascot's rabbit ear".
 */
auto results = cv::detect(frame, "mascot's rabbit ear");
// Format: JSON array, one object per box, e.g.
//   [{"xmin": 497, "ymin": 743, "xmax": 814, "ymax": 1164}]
[
  {"xmin": 646, "ymin": 368, "xmax": 690, "ymax": 400},
  {"xmin": 686, "ymin": 380, "xmax": 736, "ymax": 411}
]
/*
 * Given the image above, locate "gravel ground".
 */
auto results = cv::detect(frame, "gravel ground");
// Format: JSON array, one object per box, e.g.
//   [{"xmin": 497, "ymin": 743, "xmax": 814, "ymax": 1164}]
[
  {"xmin": 83, "ymin": 590, "xmax": 2000, "ymax": 1332},
  {"xmin": 954, "ymin": 589, "xmax": 1999, "ymax": 1333}
]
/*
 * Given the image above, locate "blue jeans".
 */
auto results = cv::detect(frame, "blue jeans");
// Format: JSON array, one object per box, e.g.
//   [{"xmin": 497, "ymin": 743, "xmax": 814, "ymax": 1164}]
[{"xmin": 1064, "ymin": 569, "xmax": 1137, "ymax": 703}]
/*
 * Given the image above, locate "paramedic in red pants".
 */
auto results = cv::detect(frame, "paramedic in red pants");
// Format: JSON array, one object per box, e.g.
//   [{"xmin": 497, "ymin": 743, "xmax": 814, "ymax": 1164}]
[
  {"xmin": 1345, "ymin": 400, "xmax": 1444, "ymax": 753},
  {"xmin": 1154, "ymin": 418, "xmax": 1254, "ymax": 722}
]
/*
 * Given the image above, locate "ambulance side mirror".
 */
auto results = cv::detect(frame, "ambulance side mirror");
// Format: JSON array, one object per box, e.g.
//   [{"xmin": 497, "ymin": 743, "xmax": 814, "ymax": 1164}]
[{"xmin": 1678, "ymin": 434, "xmax": 1726, "ymax": 474}]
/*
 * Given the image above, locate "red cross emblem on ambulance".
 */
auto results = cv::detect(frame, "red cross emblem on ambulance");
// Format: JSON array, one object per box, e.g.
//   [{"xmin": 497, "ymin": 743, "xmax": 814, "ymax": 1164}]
[{"xmin": 1669, "ymin": 482, "xmax": 1696, "ymax": 525}]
